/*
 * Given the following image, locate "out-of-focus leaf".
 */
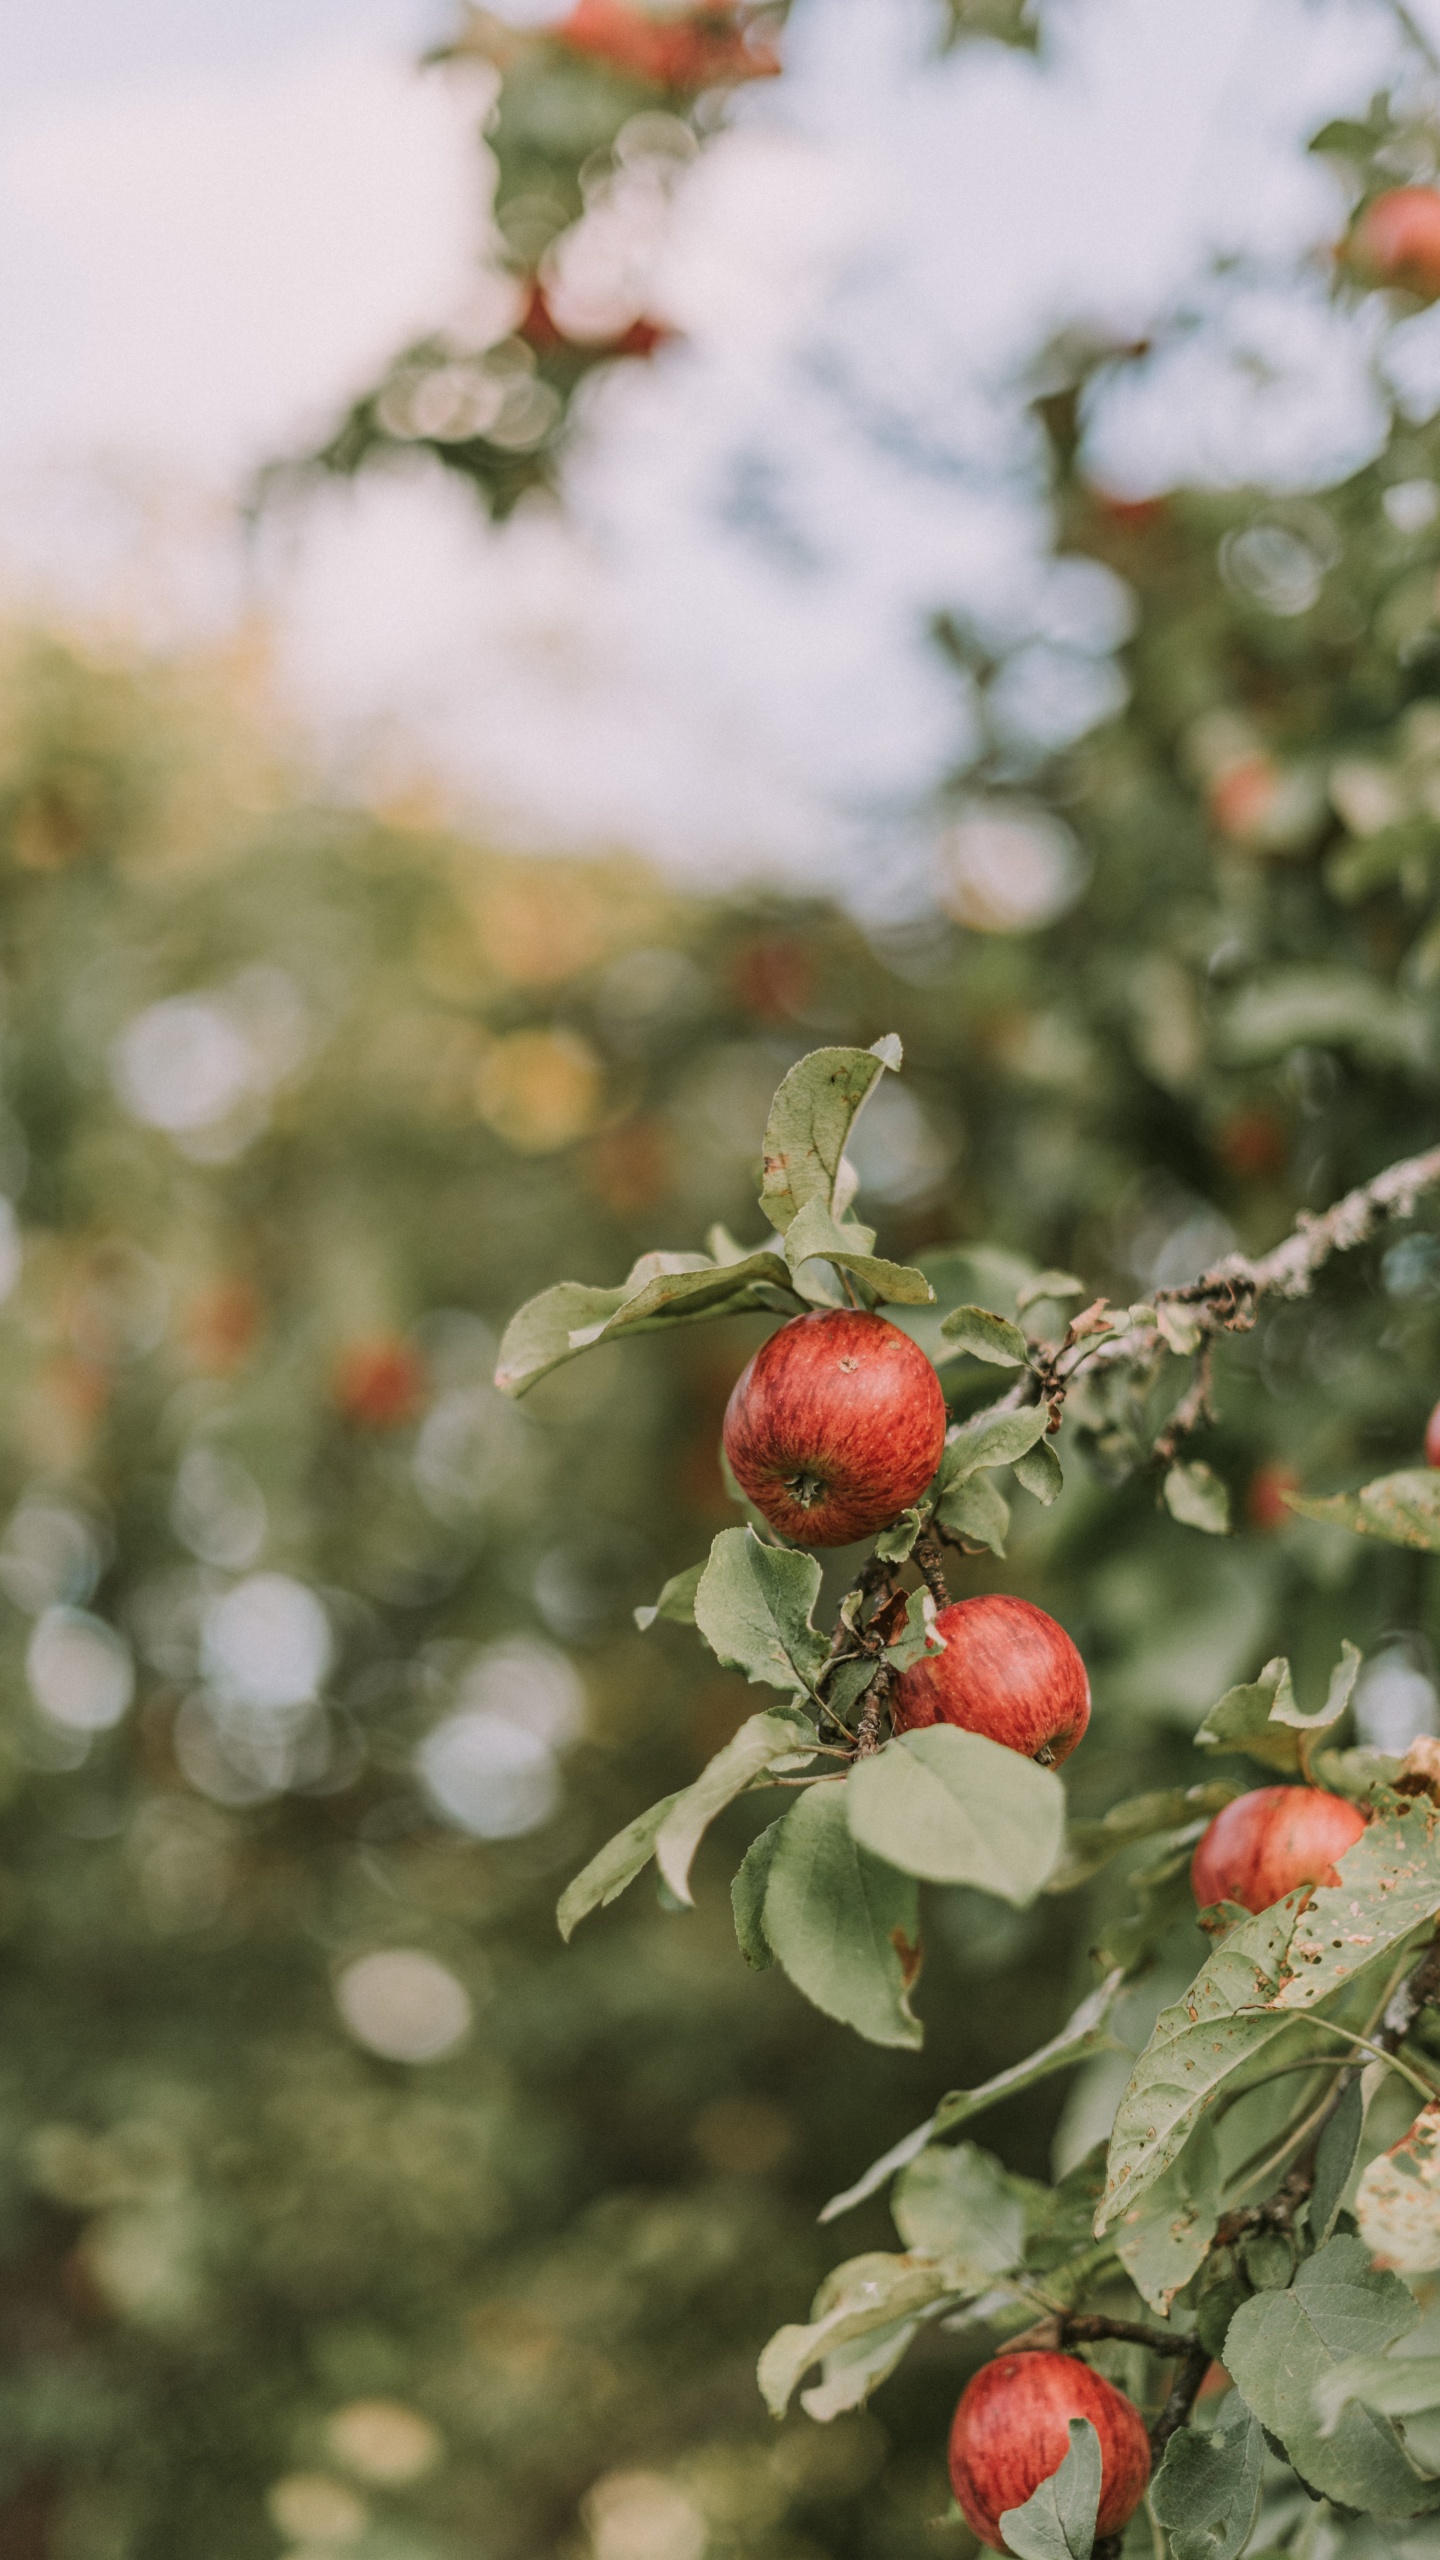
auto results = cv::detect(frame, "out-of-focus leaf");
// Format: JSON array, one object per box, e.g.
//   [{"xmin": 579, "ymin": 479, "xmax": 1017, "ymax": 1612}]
[
  {"xmin": 891, "ymin": 2141, "xmax": 1029, "ymax": 2280},
  {"xmin": 634, "ymin": 1560, "xmax": 706, "ymax": 1630},
  {"xmin": 1095, "ymin": 1830, "xmax": 1200, "ymax": 1972},
  {"xmin": 1316, "ymin": 2350, "xmax": 1440, "ymax": 2432},
  {"xmin": 1164, "ymin": 1461, "xmax": 1231, "ymax": 1536},
  {"xmin": 1195, "ymin": 1645, "xmax": 1360, "ymax": 1774},
  {"xmin": 847, "ymin": 1728, "xmax": 1063, "ymax": 1900},
  {"xmin": 655, "ymin": 1709, "xmax": 818, "ymax": 1906},
  {"xmin": 693, "ymin": 1528, "xmax": 828, "ymax": 1698},
  {"xmin": 758, "ymin": 1039, "xmax": 901, "ymax": 1235},
  {"xmin": 799, "ymin": 2318, "xmax": 925, "ymax": 2422},
  {"xmin": 756, "ymin": 2249, "xmax": 953, "ymax": 2418},
  {"xmin": 731, "ymin": 1817, "xmax": 784, "ymax": 1970},
  {"xmin": 760, "ymin": 1783, "xmax": 923, "ymax": 2051},
  {"xmin": 819, "ymin": 1970, "xmax": 1126, "ymax": 2221},
  {"xmin": 1355, "ymin": 2100, "xmax": 1440, "ymax": 2274},
  {"xmin": 1013, "ymin": 1439, "xmax": 1064, "ymax": 1504},
  {"xmin": 1048, "ymin": 1783, "xmax": 1238, "ymax": 1892},
  {"xmin": 1310, "ymin": 2077, "xmax": 1366, "ymax": 2247},
  {"xmin": 1225, "ymin": 2237, "xmax": 1434, "ymax": 2515},
  {"xmin": 1150, "ymin": 2406, "xmax": 1265, "ymax": 2560},
  {"xmin": 1219, "ymin": 970, "xmax": 1433, "ymax": 1071},
  {"xmin": 939, "ymin": 1304, "xmax": 1028, "ymax": 1365},
  {"xmin": 496, "ymin": 1249, "xmax": 795, "ymax": 1393},
  {"xmin": 999, "ymin": 2418, "xmax": 1101, "ymax": 2560},
  {"xmin": 783, "ymin": 1198, "xmax": 935, "ymax": 1305},
  {"xmin": 934, "ymin": 1471, "xmax": 1010, "ymax": 1554},
  {"xmin": 557, "ymin": 1790, "xmax": 686, "ymax": 1941},
  {"xmin": 1016, "ymin": 1271, "xmax": 1085, "ymax": 1312},
  {"xmin": 1114, "ymin": 2117, "xmax": 1221, "ymax": 2315},
  {"xmin": 1290, "ymin": 1471, "xmax": 1440, "ymax": 1553}
]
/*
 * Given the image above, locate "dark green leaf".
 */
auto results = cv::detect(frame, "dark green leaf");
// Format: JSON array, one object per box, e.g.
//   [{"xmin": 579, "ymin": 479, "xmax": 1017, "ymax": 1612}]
[
  {"xmin": 557, "ymin": 1790, "xmax": 686, "ymax": 1941},
  {"xmin": 939, "ymin": 1304, "xmax": 1029, "ymax": 1366},
  {"xmin": 761, "ymin": 1783, "xmax": 923, "ymax": 2050},
  {"xmin": 847, "ymin": 1728, "xmax": 1064, "ymax": 1899},
  {"xmin": 655, "ymin": 1709, "xmax": 818, "ymax": 1906},
  {"xmin": 999, "ymin": 2418, "xmax": 1101, "ymax": 2560},
  {"xmin": 1048, "ymin": 1783, "xmax": 1239, "ymax": 1892},
  {"xmin": 1291, "ymin": 1470, "xmax": 1440, "ymax": 1554},
  {"xmin": 1150, "ymin": 2407, "xmax": 1265, "ymax": 2560},
  {"xmin": 693, "ymin": 1528, "xmax": 828, "ymax": 1698},
  {"xmin": 1226, "ymin": 2237, "xmax": 1434, "ymax": 2515},
  {"xmin": 1310, "ymin": 2079, "xmax": 1366, "ymax": 2247},
  {"xmin": 731, "ymin": 1817, "xmax": 784, "ymax": 1970},
  {"xmin": 634, "ymin": 1560, "xmax": 705, "ymax": 1631},
  {"xmin": 1164, "ymin": 1461, "xmax": 1231, "ymax": 1536},
  {"xmin": 1013, "ymin": 1439, "xmax": 1064, "ymax": 1505},
  {"xmin": 758, "ymin": 1039, "xmax": 901, "ymax": 1235}
]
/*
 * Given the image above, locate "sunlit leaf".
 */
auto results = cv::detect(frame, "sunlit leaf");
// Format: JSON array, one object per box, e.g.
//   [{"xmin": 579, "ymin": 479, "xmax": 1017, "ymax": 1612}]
[
  {"xmin": 557, "ymin": 1790, "xmax": 686, "ymax": 1942},
  {"xmin": 758, "ymin": 1039, "xmax": 901, "ymax": 1235},
  {"xmin": 783, "ymin": 1197, "xmax": 935, "ymax": 1305},
  {"xmin": 939, "ymin": 1304, "xmax": 1029, "ymax": 1365},
  {"xmin": 634, "ymin": 1560, "xmax": 706, "ymax": 1630},
  {"xmin": 693, "ymin": 1527, "xmax": 828, "ymax": 1698},
  {"xmin": 756, "ymin": 2248, "xmax": 953, "ymax": 2418},
  {"xmin": 655, "ymin": 1708, "xmax": 818, "ymax": 1906},
  {"xmin": 847, "ymin": 1728, "xmax": 1063, "ymax": 1900},
  {"xmin": 1164, "ymin": 1461, "xmax": 1231, "ymax": 1536},
  {"xmin": 1194, "ymin": 1644, "xmax": 1360, "ymax": 1775}
]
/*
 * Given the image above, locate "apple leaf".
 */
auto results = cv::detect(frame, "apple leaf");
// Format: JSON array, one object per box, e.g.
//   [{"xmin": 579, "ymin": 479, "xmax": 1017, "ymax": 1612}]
[
  {"xmin": 798, "ymin": 2318, "xmax": 926, "ymax": 2423},
  {"xmin": 1269, "ymin": 1803, "xmax": 1440, "ymax": 2012},
  {"xmin": 819, "ymin": 1970, "xmax": 1126, "ymax": 2222},
  {"xmin": 1013, "ymin": 1439, "xmax": 1064, "ymax": 1504},
  {"xmin": 880, "ymin": 1589, "xmax": 945, "ymax": 1675},
  {"xmin": 1355, "ymin": 2099, "xmax": 1440, "ymax": 2274},
  {"xmin": 731, "ymin": 1816, "xmax": 784, "ymax": 1969},
  {"xmin": 496, "ymin": 1248, "xmax": 796, "ymax": 1394},
  {"xmin": 1310, "ymin": 2076, "xmax": 1366, "ymax": 2248},
  {"xmin": 556, "ymin": 1789, "xmax": 686, "ymax": 1941},
  {"xmin": 1225, "ymin": 2237, "xmax": 1435, "ymax": 2515},
  {"xmin": 1150, "ymin": 2405, "xmax": 1265, "ymax": 2560},
  {"xmin": 654, "ymin": 1707, "xmax": 819, "ymax": 1907},
  {"xmin": 999, "ymin": 2418, "xmax": 1101, "ymax": 2560},
  {"xmin": 1315, "ymin": 2349, "xmax": 1440, "ymax": 2433},
  {"xmin": 890, "ymin": 2141, "xmax": 1030, "ymax": 2282},
  {"xmin": 848, "ymin": 1728, "xmax": 1064, "ymax": 1901},
  {"xmin": 874, "ymin": 1507, "xmax": 925, "ymax": 1563},
  {"xmin": 756, "ymin": 2249, "xmax": 955, "ymax": 2419},
  {"xmin": 693, "ymin": 1527, "xmax": 829, "ymax": 1699},
  {"xmin": 1164, "ymin": 1461, "xmax": 1232, "ymax": 1536},
  {"xmin": 758, "ymin": 1038, "xmax": 901, "ymax": 1236},
  {"xmin": 1289, "ymin": 1469, "xmax": 1440, "ymax": 1552},
  {"xmin": 783, "ymin": 1198, "xmax": 935, "ymax": 1306},
  {"xmin": 939, "ymin": 1402, "xmax": 1052, "ymax": 1482},
  {"xmin": 934, "ymin": 1471, "xmax": 1010, "ymax": 1554},
  {"xmin": 939, "ymin": 1304, "xmax": 1029, "ymax": 1366},
  {"xmin": 1016, "ymin": 1271, "xmax": 1086, "ymax": 1312},
  {"xmin": 759, "ymin": 1782, "xmax": 923, "ymax": 2050},
  {"xmin": 1047, "ymin": 1783, "xmax": 1239, "ymax": 1893},
  {"xmin": 1114, "ymin": 2117, "xmax": 1221, "ymax": 2316},
  {"xmin": 634, "ymin": 1560, "xmax": 706, "ymax": 1631},
  {"xmin": 1194, "ymin": 1644, "xmax": 1361, "ymax": 1775}
]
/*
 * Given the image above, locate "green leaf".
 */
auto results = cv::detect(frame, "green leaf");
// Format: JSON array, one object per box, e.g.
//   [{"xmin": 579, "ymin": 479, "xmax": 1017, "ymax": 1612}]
[
  {"xmin": 1268, "ymin": 1804, "xmax": 1440, "ymax": 2014},
  {"xmin": 758, "ymin": 1039, "xmax": 901, "ymax": 1236},
  {"xmin": 634, "ymin": 1560, "xmax": 706, "ymax": 1631},
  {"xmin": 847, "ymin": 1729, "xmax": 1064, "ymax": 1900},
  {"xmin": 783, "ymin": 1198, "xmax": 935, "ymax": 1306},
  {"xmin": 874, "ymin": 1507, "xmax": 924, "ymax": 1564},
  {"xmin": 1095, "ymin": 1830, "xmax": 1200, "ymax": 1974},
  {"xmin": 1354, "ymin": 2099, "xmax": 1440, "ymax": 2274},
  {"xmin": 1013, "ymin": 1440, "xmax": 1064, "ymax": 1505},
  {"xmin": 798, "ymin": 2319, "xmax": 926, "ymax": 2423},
  {"xmin": 693, "ymin": 1528, "xmax": 829, "ymax": 1699},
  {"xmin": 731, "ymin": 1817, "xmax": 784, "ymax": 1970},
  {"xmin": 1114, "ymin": 2117, "xmax": 1221, "ymax": 2316},
  {"xmin": 1219, "ymin": 970, "xmax": 1433, "ymax": 1073},
  {"xmin": 1290, "ymin": 1470, "xmax": 1440, "ymax": 1553},
  {"xmin": 1016, "ymin": 1271, "xmax": 1086, "ymax": 1312},
  {"xmin": 1097, "ymin": 1900, "xmax": 1302, "ymax": 2232},
  {"xmin": 1150, "ymin": 2406, "xmax": 1265, "ymax": 2560},
  {"xmin": 939, "ymin": 1304, "xmax": 1029, "ymax": 1366},
  {"xmin": 496, "ymin": 1248, "xmax": 795, "ymax": 1394},
  {"xmin": 940, "ymin": 1403, "xmax": 1051, "ymax": 1481},
  {"xmin": 999, "ymin": 2418, "xmax": 1101, "ymax": 2560},
  {"xmin": 1225, "ymin": 2237, "xmax": 1435, "ymax": 2515},
  {"xmin": 891, "ymin": 2142, "xmax": 1028, "ymax": 2284},
  {"xmin": 1048, "ymin": 1784, "xmax": 1239, "ymax": 1893},
  {"xmin": 756, "ymin": 2248, "xmax": 953, "ymax": 2418},
  {"xmin": 934, "ymin": 1471, "xmax": 1010, "ymax": 1555},
  {"xmin": 1195, "ymin": 1645, "xmax": 1361, "ymax": 1775},
  {"xmin": 1310, "ymin": 2078, "xmax": 1366, "ymax": 2248},
  {"xmin": 557, "ymin": 1790, "xmax": 686, "ymax": 1942},
  {"xmin": 1315, "ymin": 2351, "xmax": 1440, "ymax": 2431},
  {"xmin": 819, "ymin": 1970, "xmax": 1125, "ymax": 2222},
  {"xmin": 760, "ymin": 1783, "xmax": 923, "ymax": 2050},
  {"xmin": 655, "ymin": 1709, "xmax": 818, "ymax": 1906},
  {"xmin": 1165, "ymin": 1461, "xmax": 1232, "ymax": 1536}
]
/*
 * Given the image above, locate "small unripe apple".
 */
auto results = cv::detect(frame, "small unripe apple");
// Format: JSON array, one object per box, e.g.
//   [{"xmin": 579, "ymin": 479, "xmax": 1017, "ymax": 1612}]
[
  {"xmin": 891, "ymin": 1594, "xmax": 1089, "ymax": 1767},
  {"xmin": 722, "ymin": 1310, "xmax": 945, "ymax": 1546},
  {"xmin": 1349, "ymin": 188, "xmax": 1440, "ymax": 300},
  {"xmin": 1426, "ymin": 1398, "xmax": 1440, "ymax": 1469},
  {"xmin": 948, "ymin": 2351, "xmax": 1151, "ymax": 2552},
  {"xmin": 1191, "ymin": 1784, "xmax": 1367, "ymax": 1915}
]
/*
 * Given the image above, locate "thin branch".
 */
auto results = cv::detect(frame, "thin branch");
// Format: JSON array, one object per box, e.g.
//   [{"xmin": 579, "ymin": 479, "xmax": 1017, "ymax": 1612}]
[
  {"xmin": 1150, "ymin": 2340, "xmax": 1212, "ymax": 2456},
  {"xmin": 913, "ymin": 1527, "xmax": 951, "ymax": 1609},
  {"xmin": 1152, "ymin": 1337, "xmax": 1216, "ymax": 1468}
]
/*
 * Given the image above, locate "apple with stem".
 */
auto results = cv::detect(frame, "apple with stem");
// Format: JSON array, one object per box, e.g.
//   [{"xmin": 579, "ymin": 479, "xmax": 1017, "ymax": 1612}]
[
  {"xmin": 1191, "ymin": 1784, "xmax": 1367, "ymax": 1915},
  {"xmin": 722, "ymin": 1310, "xmax": 945, "ymax": 1546},
  {"xmin": 891, "ymin": 1594, "xmax": 1090, "ymax": 1767},
  {"xmin": 948, "ymin": 2351, "xmax": 1151, "ymax": 2552}
]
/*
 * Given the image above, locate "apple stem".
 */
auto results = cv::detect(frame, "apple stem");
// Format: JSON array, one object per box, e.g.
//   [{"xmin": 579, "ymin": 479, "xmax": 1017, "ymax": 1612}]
[{"xmin": 912, "ymin": 1527, "xmax": 951, "ymax": 1609}]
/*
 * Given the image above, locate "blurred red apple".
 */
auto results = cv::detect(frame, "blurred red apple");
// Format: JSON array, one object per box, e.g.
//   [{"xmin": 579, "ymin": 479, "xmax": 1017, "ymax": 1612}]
[
  {"xmin": 722, "ymin": 1310, "xmax": 945, "ymax": 1546},
  {"xmin": 1191, "ymin": 1784, "xmax": 1367, "ymax": 1914},
  {"xmin": 1350, "ymin": 188, "xmax": 1440, "ymax": 300},
  {"xmin": 892, "ymin": 1594, "xmax": 1090, "ymax": 1767},
  {"xmin": 1426, "ymin": 1398, "xmax": 1440, "ymax": 1469},
  {"xmin": 1246, "ymin": 1462, "xmax": 1300, "ymax": 1532},
  {"xmin": 333, "ymin": 1338, "xmax": 426, "ymax": 1430},
  {"xmin": 555, "ymin": 0, "xmax": 779, "ymax": 90},
  {"xmin": 948, "ymin": 2351, "xmax": 1151, "ymax": 2552}
]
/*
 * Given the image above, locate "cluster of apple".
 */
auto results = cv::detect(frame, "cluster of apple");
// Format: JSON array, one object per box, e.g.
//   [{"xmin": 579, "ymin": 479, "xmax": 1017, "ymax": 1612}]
[{"xmin": 724, "ymin": 1303, "xmax": 1383, "ymax": 2545}]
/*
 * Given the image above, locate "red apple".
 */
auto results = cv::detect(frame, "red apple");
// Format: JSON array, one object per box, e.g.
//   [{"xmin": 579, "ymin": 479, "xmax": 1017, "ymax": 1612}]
[
  {"xmin": 1191, "ymin": 1784, "xmax": 1367, "ymax": 1915},
  {"xmin": 948, "ymin": 2352, "xmax": 1151, "ymax": 2552},
  {"xmin": 1426, "ymin": 1398, "xmax": 1440, "ymax": 1469},
  {"xmin": 333, "ymin": 1338, "xmax": 426, "ymax": 1430},
  {"xmin": 891, "ymin": 1595, "xmax": 1090, "ymax": 1767},
  {"xmin": 1349, "ymin": 188, "xmax": 1440, "ymax": 300},
  {"xmin": 722, "ymin": 1310, "xmax": 945, "ymax": 1546}
]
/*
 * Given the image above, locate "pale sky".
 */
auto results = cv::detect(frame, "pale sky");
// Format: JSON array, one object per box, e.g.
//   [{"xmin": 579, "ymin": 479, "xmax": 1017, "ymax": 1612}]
[{"xmin": 0, "ymin": 0, "xmax": 1434, "ymax": 890}]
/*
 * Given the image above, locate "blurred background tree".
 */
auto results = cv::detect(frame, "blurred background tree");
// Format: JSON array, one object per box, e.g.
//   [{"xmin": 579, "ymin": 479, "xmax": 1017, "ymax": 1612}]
[{"xmin": 5, "ymin": 8, "xmax": 1440, "ymax": 2560}]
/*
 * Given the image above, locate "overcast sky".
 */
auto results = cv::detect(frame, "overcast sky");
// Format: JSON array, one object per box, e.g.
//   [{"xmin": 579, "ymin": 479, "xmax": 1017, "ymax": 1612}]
[{"xmin": 0, "ymin": 0, "xmax": 1435, "ymax": 890}]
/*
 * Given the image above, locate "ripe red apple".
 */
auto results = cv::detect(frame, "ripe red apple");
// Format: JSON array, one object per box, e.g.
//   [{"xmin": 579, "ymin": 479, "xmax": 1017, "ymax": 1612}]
[
  {"xmin": 1349, "ymin": 188, "xmax": 1440, "ymax": 300},
  {"xmin": 333, "ymin": 1338, "xmax": 426, "ymax": 1430},
  {"xmin": 722, "ymin": 1310, "xmax": 945, "ymax": 1546},
  {"xmin": 891, "ymin": 1595, "xmax": 1090, "ymax": 1767},
  {"xmin": 1191, "ymin": 1785, "xmax": 1367, "ymax": 1915},
  {"xmin": 948, "ymin": 2351, "xmax": 1151, "ymax": 2552},
  {"xmin": 1425, "ymin": 1398, "xmax": 1440, "ymax": 1469}
]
